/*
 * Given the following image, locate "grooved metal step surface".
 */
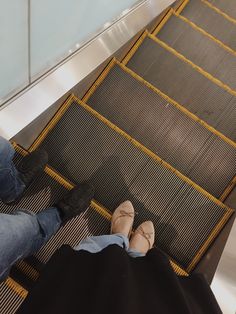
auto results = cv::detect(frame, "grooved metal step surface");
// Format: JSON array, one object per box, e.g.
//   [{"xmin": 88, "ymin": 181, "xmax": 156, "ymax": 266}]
[
  {"xmin": 157, "ymin": 13, "xmax": 236, "ymax": 90},
  {"xmin": 181, "ymin": 0, "xmax": 236, "ymax": 50},
  {"xmin": 126, "ymin": 36, "xmax": 236, "ymax": 142},
  {"xmin": 86, "ymin": 64, "xmax": 236, "ymax": 198},
  {"xmin": 0, "ymin": 280, "xmax": 25, "ymax": 314},
  {"xmin": 33, "ymin": 98, "xmax": 232, "ymax": 270},
  {"xmin": 0, "ymin": 151, "xmax": 110, "ymax": 266},
  {"xmin": 208, "ymin": 0, "xmax": 236, "ymax": 19}
]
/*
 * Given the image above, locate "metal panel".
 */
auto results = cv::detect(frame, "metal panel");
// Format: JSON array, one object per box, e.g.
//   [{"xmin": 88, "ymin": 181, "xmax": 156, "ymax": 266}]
[
  {"xmin": 86, "ymin": 64, "xmax": 236, "ymax": 198},
  {"xmin": 181, "ymin": 0, "xmax": 236, "ymax": 50},
  {"xmin": 208, "ymin": 0, "xmax": 236, "ymax": 19},
  {"xmin": 126, "ymin": 36, "xmax": 236, "ymax": 141},
  {"xmin": 0, "ymin": 150, "xmax": 110, "ymax": 265},
  {"xmin": 31, "ymin": 97, "xmax": 233, "ymax": 270},
  {"xmin": 157, "ymin": 13, "xmax": 236, "ymax": 90},
  {"xmin": 0, "ymin": 0, "xmax": 175, "ymax": 140},
  {"xmin": 0, "ymin": 279, "xmax": 25, "ymax": 314}
]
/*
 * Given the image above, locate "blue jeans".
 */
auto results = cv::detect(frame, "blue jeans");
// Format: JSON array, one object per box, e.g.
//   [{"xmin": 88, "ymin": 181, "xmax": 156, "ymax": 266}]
[
  {"xmin": 0, "ymin": 209, "xmax": 143, "ymax": 282},
  {"xmin": 0, "ymin": 136, "xmax": 25, "ymax": 203},
  {"xmin": 0, "ymin": 136, "xmax": 143, "ymax": 283},
  {"xmin": 0, "ymin": 208, "xmax": 62, "ymax": 281}
]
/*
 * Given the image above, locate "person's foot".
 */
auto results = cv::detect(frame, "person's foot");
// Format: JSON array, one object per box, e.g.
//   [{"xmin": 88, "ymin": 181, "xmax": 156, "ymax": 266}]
[
  {"xmin": 129, "ymin": 221, "xmax": 155, "ymax": 254},
  {"xmin": 56, "ymin": 182, "xmax": 94, "ymax": 223},
  {"xmin": 111, "ymin": 201, "xmax": 135, "ymax": 237},
  {"xmin": 18, "ymin": 149, "xmax": 48, "ymax": 187}
]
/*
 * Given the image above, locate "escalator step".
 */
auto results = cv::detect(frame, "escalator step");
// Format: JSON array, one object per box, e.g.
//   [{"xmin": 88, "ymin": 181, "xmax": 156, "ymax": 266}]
[
  {"xmin": 85, "ymin": 61, "xmax": 236, "ymax": 199},
  {"xmin": 30, "ymin": 96, "xmax": 233, "ymax": 270},
  {"xmin": 125, "ymin": 35, "xmax": 236, "ymax": 142},
  {"xmin": 207, "ymin": 0, "xmax": 236, "ymax": 19},
  {"xmin": 0, "ymin": 147, "xmax": 110, "ymax": 267},
  {"xmin": 181, "ymin": 0, "xmax": 236, "ymax": 50},
  {"xmin": 0, "ymin": 278, "xmax": 26, "ymax": 314},
  {"xmin": 156, "ymin": 12, "xmax": 236, "ymax": 90}
]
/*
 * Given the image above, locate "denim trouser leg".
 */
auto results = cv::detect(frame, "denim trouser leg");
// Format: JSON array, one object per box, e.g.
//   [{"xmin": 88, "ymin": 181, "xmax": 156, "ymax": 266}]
[
  {"xmin": 0, "ymin": 136, "xmax": 25, "ymax": 203},
  {"xmin": 0, "ymin": 207, "xmax": 61, "ymax": 282},
  {"xmin": 74, "ymin": 234, "xmax": 145, "ymax": 258}
]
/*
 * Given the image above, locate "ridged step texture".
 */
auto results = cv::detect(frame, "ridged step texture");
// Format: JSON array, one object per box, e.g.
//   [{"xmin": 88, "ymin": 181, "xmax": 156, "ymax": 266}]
[
  {"xmin": 208, "ymin": 0, "xmax": 236, "ymax": 19},
  {"xmin": 157, "ymin": 13, "xmax": 236, "ymax": 90},
  {"xmin": 0, "ymin": 150, "xmax": 110, "ymax": 268},
  {"xmin": 0, "ymin": 279, "xmax": 25, "ymax": 314},
  {"xmin": 181, "ymin": 0, "xmax": 236, "ymax": 50},
  {"xmin": 126, "ymin": 36, "xmax": 236, "ymax": 141},
  {"xmin": 32, "ymin": 98, "xmax": 232, "ymax": 271},
  {"xmin": 86, "ymin": 63, "xmax": 236, "ymax": 198}
]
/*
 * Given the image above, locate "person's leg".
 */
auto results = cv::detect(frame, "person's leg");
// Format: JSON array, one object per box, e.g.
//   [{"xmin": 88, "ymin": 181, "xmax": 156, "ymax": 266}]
[
  {"xmin": 74, "ymin": 233, "xmax": 129, "ymax": 252},
  {"xmin": 74, "ymin": 233, "xmax": 145, "ymax": 257},
  {"xmin": 0, "ymin": 207, "xmax": 61, "ymax": 281},
  {"xmin": 0, "ymin": 182, "xmax": 94, "ymax": 282},
  {"xmin": 75, "ymin": 200, "xmax": 143, "ymax": 257},
  {"xmin": 0, "ymin": 136, "xmax": 25, "ymax": 203}
]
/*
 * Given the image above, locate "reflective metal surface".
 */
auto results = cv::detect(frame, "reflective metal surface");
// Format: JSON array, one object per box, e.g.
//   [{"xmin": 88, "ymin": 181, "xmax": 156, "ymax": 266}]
[{"xmin": 0, "ymin": 0, "xmax": 175, "ymax": 140}]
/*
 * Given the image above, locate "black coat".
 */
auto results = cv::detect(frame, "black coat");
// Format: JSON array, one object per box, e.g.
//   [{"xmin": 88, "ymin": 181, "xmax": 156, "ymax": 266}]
[{"xmin": 17, "ymin": 245, "xmax": 221, "ymax": 314}]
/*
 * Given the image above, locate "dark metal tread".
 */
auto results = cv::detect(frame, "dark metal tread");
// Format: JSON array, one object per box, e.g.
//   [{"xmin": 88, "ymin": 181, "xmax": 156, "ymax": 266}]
[
  {"xmin": 85, "ymin": 62, "xmax": 236, "ymax": 199},
  {"xmin": 207, "ymin": 0, "xmax": 236, "ymax": 20},
  {"xmin": 182, "ymin": 0, "xmax": 236, "ymax": 51},
  {"xmin": 157, "ymin": 13, "xmax": 236, "ymax": 90},
  {"xmin": 0, "ymin": 278, "xmax": 26, "ymax": 314},
  {"xmin": 29, "ymin": 96, "xmax": 233, "ymax": 271},
  {"xmin": 125, "ymin": 35, "xmax": 236, "ymax": 142}
]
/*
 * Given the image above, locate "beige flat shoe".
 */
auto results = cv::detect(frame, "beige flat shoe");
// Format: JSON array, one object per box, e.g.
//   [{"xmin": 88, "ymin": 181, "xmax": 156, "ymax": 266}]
[
  {"xmin": 111, "ymin": 201, "xmax": 135, "ymax": 237},
  {"xmin": 129, "ymin": 221, "xmax": 155, "ymax": 254}
]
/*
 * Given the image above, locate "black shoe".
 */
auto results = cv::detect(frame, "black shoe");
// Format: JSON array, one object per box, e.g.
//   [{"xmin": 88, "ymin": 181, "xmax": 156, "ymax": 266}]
[
  {"xmin": 18, "ymin": 149, "xmax": 48, "ymax": 187},
  {"xmin": 56, "ymin": 183, "xmax": 95, "ymax": 223}
]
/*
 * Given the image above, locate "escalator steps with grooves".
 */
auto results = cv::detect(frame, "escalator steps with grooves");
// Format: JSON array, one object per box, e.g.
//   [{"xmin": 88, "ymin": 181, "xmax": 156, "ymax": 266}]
[
  {"xmin": 156, "ymin": 13, "xmax": 236, "ymax": 90},
  {"xmin": 86, "ymin": 63, "xmax": 236, "ymax": 198},
  {"xmin": 207, "ymin": 0, "xmax": 236, "ymax": 19},
  {"xmin": 32, "ymin": 98, "xmax": 233, "ymax": 270},
  {"xmin": 0, "ymin": 149, "xmax": 110, "ymax": 268},
  {"xmin": 0, "ymin": 279, "xmax": 25, "ymax": 314},
  {"xmin": 125, "ymin": 35, "xmax": 236, "ymax": 141},
  {"xmin": 181, "ymin": 0, "xmax": 236, "ymax": 50}
]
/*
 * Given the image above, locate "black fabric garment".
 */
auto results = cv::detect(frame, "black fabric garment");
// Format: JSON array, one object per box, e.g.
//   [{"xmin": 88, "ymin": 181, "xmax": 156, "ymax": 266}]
[{"xmin": 17, "ymin": 245, "xmax": 221, "ymax": 314}]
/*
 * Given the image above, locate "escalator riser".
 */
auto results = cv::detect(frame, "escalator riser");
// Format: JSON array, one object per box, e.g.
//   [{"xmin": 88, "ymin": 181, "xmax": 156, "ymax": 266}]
[
  {"xmin": 181, "ymin": 0, "xmax": 236, "ymax": 50},
  {"xmin": 31, "ymin": 98, "xmax": 232, "ymax": 270},
  {"xmin": 207, "ymin": 0, "xmax": 236, "ymax": 19},
  {"xmin": 0, "ymin": 280, "xmax": 26, "ymax": 314},
  {"xmin": 125, "ymin": 36, "xmax": 236, "ymax": 142},
  {"xmin": 157, "ymin": 13, "xmax": 236, "ymax": 90},
  {"xmin": 86, "ymin": 63, "xmax": 236, "ymax": 198}
]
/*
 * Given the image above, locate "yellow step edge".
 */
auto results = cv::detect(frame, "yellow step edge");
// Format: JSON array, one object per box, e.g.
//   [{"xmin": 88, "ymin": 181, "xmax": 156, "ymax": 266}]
[
  {"xmin": 122, "ymin": 30, "xmax": 149, "ymax": 65},
  {"xmin": 15, "ymin": 260, "xmax": 39, "ymax": 282},
  {"xmin": 13, "ymin": 145, "xmax": 186, "ymax": 275},
  {"xmin": 72, "ymin": 96, "xmax": 234, "ymax": 272},
  {"xmin": 29, "ymin": 94, "xmax": 75, "ymax": 152},
  {"xmin": 83, "ymin": 59, "xmax": 117, "ymax": 103},
  {"xmin": 148, "ymin": 33, "xmax": 236, "ymax": 99},
  {"xmin": 72, "ymin": 95, "xmax": 231, "ymax": 211},
  {"xmin": 6, "ymin": 277, "xmax": 28, "ymax": 299},
  {"xmin": 15, "ymin": 144, "xmax": 112, "ymax": 222},
  {"xmin": 117, "ymin": 60, "xmax": 236, "ymax": 149},
  {"xmin": 152, "ymin": 8, "xmax": 173, "ymax": 36},
  {"xmin": 187, "ymin": 206, "xmax": 234, "ymax": 272},
  {"xmin": 176, "ymin": 12, "xmax": 236, "ymax": 57},
  {"xmin": 175, "ymin": 0, "xmax": 189, "ymax": 14},
  {"xmin": 80, "ymin": 56, "xmax": 236, "ymax": 202},
  {"xmin": 202, "ymin": 0, "xmax": 236, "ymax": 25},
  {"xmin": 219, "ymin": 175, "xmax": 236, "ymax": 202}
]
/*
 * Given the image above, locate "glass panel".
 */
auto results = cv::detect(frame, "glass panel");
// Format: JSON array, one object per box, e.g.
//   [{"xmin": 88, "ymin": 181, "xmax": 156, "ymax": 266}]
[
  {"xmin": 0, "ymin": 0, "xmax": 29, "ymax": 106},
  {"xmin": 30, "ymin": 0, "xmax": 141, "ymax": 79}
]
